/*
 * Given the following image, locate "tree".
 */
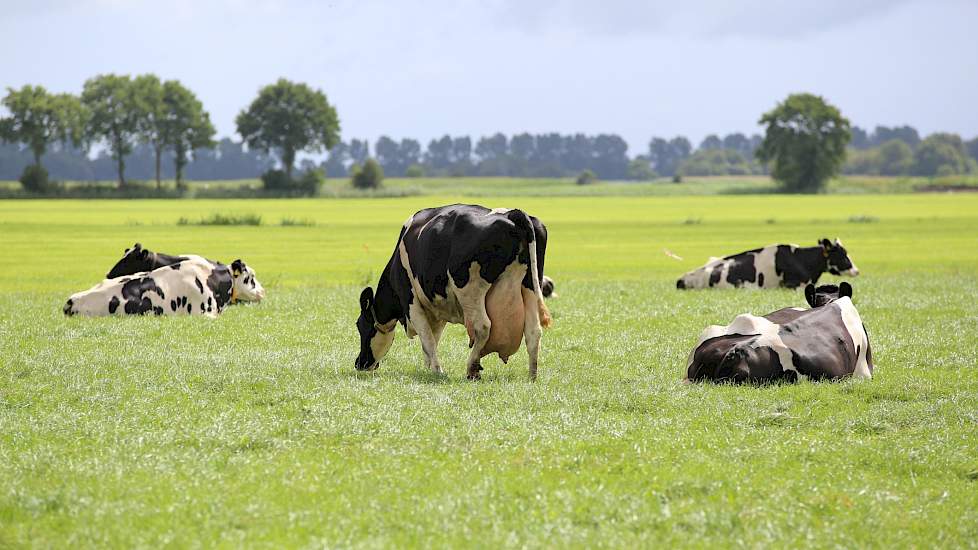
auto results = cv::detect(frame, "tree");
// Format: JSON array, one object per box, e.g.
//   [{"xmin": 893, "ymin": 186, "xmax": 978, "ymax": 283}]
[
  {"xmin": 756, "ymin": 93, "xmax": 851, "ymax": 193},
  {"xmin": 872, "ymin": 125, "xmax": 920, "ymax": 149},
  {"xmin": 352, "ymin": 158, "xmax": 383, "ymax": 189},
  {"xmin": 876, "ymin": 139, "xmax": 913, "ymax": 175},
  {"xmin": 162, "ymin": 80, "xmax": 215, "ymax": 187},
  {"xmin": 699, "ymin": 134, "xmax": 723, "ymax": 150},
  {"xmin": 912, "ymin": 133, "xmax": 974, "ymax": 176},
  {"xmin": 647, "ymin": 136, "xmax": 691, "ymax": 177},
  {"xmin": 132, "ymin": 75, "xmax": 167, "ymax": 188},
  {"xmin": 82, "ymin": 74, "xmax": 142, "ymax": 188},
  {"xmin": 235, "ymin": 79, "xmax": 340, "ymax": 178},
  {"xmin": 627, "ymin": 157, "xmax": 656, "ymax": 181},
  {"xmin": 0, "ymin": 85, "xmax": 85, "ymax": 172}
]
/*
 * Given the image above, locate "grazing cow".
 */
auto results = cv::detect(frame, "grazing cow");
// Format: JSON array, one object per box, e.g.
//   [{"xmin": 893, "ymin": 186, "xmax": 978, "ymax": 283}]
[
  {"xmin": 686, "ymin": 281, "xmax": 874, "ymax": 383},
  {"xmin": 676, "ymin": 238, "xmax": 859, "ymax": 290},
  {"xmin": 64, "ymin": 256, "xmax": 264, "ymax": 317},
  {"xmin": 355, "ymin": 204, "xmax": 551, "ymax": 380},
  {"xmin": 104, "ymin": 243, "xmax": 265, "ymax": 303}
]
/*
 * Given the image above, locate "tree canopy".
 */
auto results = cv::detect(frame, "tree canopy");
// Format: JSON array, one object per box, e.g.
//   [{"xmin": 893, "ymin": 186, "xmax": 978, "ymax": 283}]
[
  {"xmin": 756, "ymin": 93, "xmax": 851, "ymax": 193},
  {"xmin": 0, "ymin": 85, "xmax": 85, "ymax": 167},
  {"xmin": 236, "ymin": 79, "xmax": 340, "ymax": 178}
]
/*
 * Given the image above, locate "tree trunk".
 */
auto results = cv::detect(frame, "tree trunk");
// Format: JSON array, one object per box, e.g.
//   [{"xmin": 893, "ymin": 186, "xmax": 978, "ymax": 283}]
[
  {"xmin": 283, "ymin": 146, "xmax": 295, "ymax": 180},
  {"xmin": 155, "ymin": 145, "xmax": 162, "ymax": 190},
  {"xmin": 116, "ymin": 147, "xmax": 126, "ymax": 189},
  {"xmin": 32, "ymin": 148, "xmax": 42, "ymax": 168}
]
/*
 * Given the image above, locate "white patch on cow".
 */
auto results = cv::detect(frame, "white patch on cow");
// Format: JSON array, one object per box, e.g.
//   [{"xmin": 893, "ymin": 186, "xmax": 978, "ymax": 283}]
[
  {"xmin": 833, "ymin": 297, "xmax": 872, "ymax": 379},
  {"xmin": 369, "ymin": 328, "xmax": 395, "ymax": 369},
  {"xmin": 487, "ymin": 207, "xmax": 512, "ymax": 215},
  {"xmin": 687, "ymin": 313, "xmax": 798, "ymax": 375},
  {"xmin": 752, "ymin": 245, "xmax": 780, "ymax": 288}
]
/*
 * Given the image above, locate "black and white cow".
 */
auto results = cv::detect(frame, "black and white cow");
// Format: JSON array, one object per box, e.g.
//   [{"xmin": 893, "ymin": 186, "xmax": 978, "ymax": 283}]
[
  {"xmin": 676, "ymin": 238, "xmax": 859, "ymax": 290},
  {"xmin": 686, "ymin": 281, "xmax": 874, "ymax": 383},
  {"xmin": 355, "ymin": 204, "xmax": 551, "ymax": 380},
  {"xmin": 105, "ymin": 243, "xmax": 265, "ymax": 302},
  {"xmin": 541, "ymin": 276, "xmax": 556, "ymax": 298},
  {"xmin": 64, "ymin": 256, "xmax": 264, "ymax": 317}
]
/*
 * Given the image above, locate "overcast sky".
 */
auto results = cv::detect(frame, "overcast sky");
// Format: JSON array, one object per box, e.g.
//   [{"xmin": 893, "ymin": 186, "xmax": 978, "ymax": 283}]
[{"xmin": 2, "ymin": 0, "xmax": 976, "ymax": 153}]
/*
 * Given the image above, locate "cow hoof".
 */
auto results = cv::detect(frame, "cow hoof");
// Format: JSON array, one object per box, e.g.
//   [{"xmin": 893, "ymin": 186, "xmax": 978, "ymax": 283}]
[{"xmin": 467, "ymin": 363, "xmax": 483, "ymax": 380}]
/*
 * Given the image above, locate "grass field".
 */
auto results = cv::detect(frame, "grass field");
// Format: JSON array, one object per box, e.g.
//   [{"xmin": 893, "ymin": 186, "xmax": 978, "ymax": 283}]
[{"xmin": 1, "ymin": 193, "xmax": 977, "ymax": 547}]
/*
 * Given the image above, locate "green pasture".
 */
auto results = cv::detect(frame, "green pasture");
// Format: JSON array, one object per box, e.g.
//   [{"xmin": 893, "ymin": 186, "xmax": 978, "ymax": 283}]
[{"xmin": 1, "ymin": 193, "xmax": 977, "ymax": 547}]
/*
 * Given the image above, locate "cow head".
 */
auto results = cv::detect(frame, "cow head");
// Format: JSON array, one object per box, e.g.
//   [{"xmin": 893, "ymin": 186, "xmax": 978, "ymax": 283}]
[
  {"xmin": 805, "ymin": 281, "xmax": 853, "ymax": 308},
  {"xmin": 355, "ymin": 287, "xmax": 395, "ymax": 371},
  {"xmin": 106, "ymin": 243, "xmax": 152, "ymax": 279},
  {"xmin": 820, "ymin": 238, "xmax": 860, "ymax": 277},
  {"xmin": 230, "ymin": 259, "xmax": 265, "ymax": 302}
]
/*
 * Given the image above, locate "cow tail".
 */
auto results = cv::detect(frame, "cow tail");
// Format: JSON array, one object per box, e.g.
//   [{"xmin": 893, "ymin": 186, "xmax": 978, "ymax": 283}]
[{"xmin": 507, "ymin": 209, "xmax": 552, "ymax": 328}]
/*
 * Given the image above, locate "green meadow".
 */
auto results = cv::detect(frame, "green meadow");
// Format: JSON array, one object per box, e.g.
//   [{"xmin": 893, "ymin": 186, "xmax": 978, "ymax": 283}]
[{"xmin": 1, "ymin": 192, "xmax": 977, "ymax": 547}]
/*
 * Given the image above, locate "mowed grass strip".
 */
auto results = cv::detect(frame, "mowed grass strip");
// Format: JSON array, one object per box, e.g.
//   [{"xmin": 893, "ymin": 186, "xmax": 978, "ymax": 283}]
[{"xmin": 0, "ymin": 194, "xmax": 977, "ymax": 547}]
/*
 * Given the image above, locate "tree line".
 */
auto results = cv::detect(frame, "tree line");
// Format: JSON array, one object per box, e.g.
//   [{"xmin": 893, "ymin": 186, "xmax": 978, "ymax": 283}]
[{"xmin": 3, "ymin": 74, "xmax": 978, "ymax": 193}]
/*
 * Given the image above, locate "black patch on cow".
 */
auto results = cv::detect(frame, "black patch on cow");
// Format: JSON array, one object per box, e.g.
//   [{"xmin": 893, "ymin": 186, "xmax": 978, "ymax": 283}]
[
  {"xmin": 757, "ymin": 273, "xmax": 765, "ymax": 287},
  {"xmin": 725, "ymin": 253, "xmax": 757, "ymax": 286},
  {"xmin": 170, "ymin": 299, "xmax": 177, "ymax": 311},
  {"xmin": 153, "ymin": 306, "xmax": 164, "ymax": 316},
  {"xmin": 708, "ymin": 268, "xmax": 722, "ymax": 287},
  {"xmin": 120, "ymin": 277, "xmax": 162, "ymax": 315},
  {"xmin": 774, "ymin": 245, "xmax": 828, "ymax": 288},
  {"xmin": 676, "ymin": 279, "xmax": 685, "ymax": 289},
  {"xmin": 170, "ymin": 262, "xmax": 182, "ymax": 270},
  {"xmin": 194, "ymin": 277, "xmax": 204, "ymax": 294},
  {"xmin": 106, "ymin": 244, "xmax": 191, "ymax": 279},
  {"xmin": 186, "ymin": 302, "xmax": 192, "ymax": 313},
  {"xmin": 206, "ymin": 265, "xmax": 233, "ymax": 310},
  {"xmin": 108, "ymin": 296, "xmax": 120, "ymax": 314},
  {"xmin": 63, "ymin": 299, "xmax": 74, "ymax": 316}
]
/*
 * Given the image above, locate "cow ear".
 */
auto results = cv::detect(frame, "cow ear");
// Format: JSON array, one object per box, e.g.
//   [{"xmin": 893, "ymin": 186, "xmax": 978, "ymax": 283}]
[
  {"xmin": 819, "ymin": 238, "xmax": 832, "ymax": 249},
  {"xmin": 359, "ymin": 287, "xmax": 374, "ymax": 312},
  {"xmin": 839, "ymin": 281, "xmax": 853, "ymax": 299},
  {"xmin": 139, "ymin": 248, "xmax": 150, "ymax": 259},
  {"xmin": 804, "ymin": 284, "xmax": 817, "ymax": 307},
  {"xmin": 231, "ymin": 259, "xmax": 244, "ymax": 276}
]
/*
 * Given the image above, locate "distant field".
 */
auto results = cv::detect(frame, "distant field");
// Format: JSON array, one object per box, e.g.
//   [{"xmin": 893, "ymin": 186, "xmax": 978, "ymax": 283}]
[
  {"xmin": 2, "ymin": 174, "xmax": 977, "ymax": 197},
  {"xmin": 1, "ymin": 194, "xmax": 977, "ymax": 547}
]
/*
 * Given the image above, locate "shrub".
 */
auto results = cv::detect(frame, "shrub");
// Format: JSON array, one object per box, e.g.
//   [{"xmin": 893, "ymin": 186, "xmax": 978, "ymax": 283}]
[
  {"xmin": 352, "ymin": 158, "xmax": 384, "ymax": 189},
  {"xmin": 576, "ymin": 169, "xmax": 596, "ymax": 185},
  {"xmin": 672, "ymin": 174, "xmax": 683, "ymax": 183},
  {"xmin": 627, "ymin": 159, "xmax": 656, "ymax": 181},
  {"xmin": 405, "ymin": 164, "xmax": 425, "ymax": 178},
  {"xmin": 296, "ymin": 168, "xmax": 324, "ymax": 196},
  {"xmin": 178, "ymin": 213, "xmax": 262, "ymax": 226},
  {"xmin": 261, "ymin": 169, "xmax": 292, "ymax": 191},
  {"xmin": 19, "ymin": 164, "xmax": 59, "ymax": 194}
]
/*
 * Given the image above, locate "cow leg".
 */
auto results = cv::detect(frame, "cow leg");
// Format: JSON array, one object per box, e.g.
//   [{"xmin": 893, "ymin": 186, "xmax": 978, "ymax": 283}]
[
  {"xmin": 522, "ymin": 287, "xmax": 542, "ymax": 381},
  {"xmin": 408, "ymin": 302, "xmax": 442, "ymax": 373},
  {"xmin": 464, "ymin": 301, "xmax": 491, "ymax": 380}
]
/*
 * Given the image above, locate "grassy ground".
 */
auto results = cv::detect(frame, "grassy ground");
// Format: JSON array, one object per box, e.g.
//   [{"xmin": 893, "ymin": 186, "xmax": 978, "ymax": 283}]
[{"xmin": 1, "ymin": 194, "xmax": 977, "ymax": 547}]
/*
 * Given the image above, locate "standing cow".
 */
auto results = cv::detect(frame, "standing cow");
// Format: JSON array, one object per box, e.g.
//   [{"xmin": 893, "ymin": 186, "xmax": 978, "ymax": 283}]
[
  {"xmin": 686, "ymin": 281, "xmax": 874, "ymax": 383},
  {"xmin": 676, "ymin": 238, "xmax": 859, "ymax": 290},
  {"xmin": 355, "ymin": 204, "xmax": 551, "ymax": 380}
]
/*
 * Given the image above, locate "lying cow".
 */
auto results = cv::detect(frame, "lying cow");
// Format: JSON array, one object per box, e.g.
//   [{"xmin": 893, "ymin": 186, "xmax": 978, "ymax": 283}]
[
  {"xmin": 105, "ymin": 242, "xmax": 265, "ymax": 302},
  {"xmin": 355, "ymin": 204, "xmax": 551, "ymax": 380},
  {"xmin": 686, "ymin": 281, "xmax": 874, "ymax": 383},
  {"xmin": 64, "ymin": 256, "xmax": 264, "ymax": 317},
  {"xmin": 676, "ymin": 238, "xmax": 859, "ymax": 290}
]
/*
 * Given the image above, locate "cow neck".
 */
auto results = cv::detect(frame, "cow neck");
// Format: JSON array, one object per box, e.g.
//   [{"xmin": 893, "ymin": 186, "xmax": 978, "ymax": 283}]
[
  {"xmin": 796, "ymin": 245, "xmax": 828, "ymax": 275},
  {"xmin": 372, "ymin": 267, "xmax": 401, "ymax": 333}
]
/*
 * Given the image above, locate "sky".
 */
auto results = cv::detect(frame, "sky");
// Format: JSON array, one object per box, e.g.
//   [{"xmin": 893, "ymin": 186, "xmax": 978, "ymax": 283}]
[{"xmin": 2, "ymin": 0, "xmax": 977, "ymax": 153}]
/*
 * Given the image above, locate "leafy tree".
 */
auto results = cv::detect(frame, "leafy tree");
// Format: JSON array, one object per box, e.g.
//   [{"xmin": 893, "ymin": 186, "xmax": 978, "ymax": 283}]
[
  {"xmin": 236, "ymin": 79, "xmax": 340, "ymax": 178},
  {"xmin": 679, "ymin": 149, "xmax": 755, "ymax": 176},
  {"xmin": 132, "ymin": 75, "xmax": 167, "ymax": 188},
  {"xmin": 850, "ymin": 126, "xmax": 870, "ymax": 149},
  {"xmin": 911, "ymin": 133, "xmax": 974, "ymax": 176},
  {"xmin": 876, "ymin": 139, "xmax": 913, "ymax": 176},
  {"xmin": 405, "ymin": 164, "xmax": 424, "ymax": 177},
  {"xmin": 872, "ymin": 125, "xmax": 920, "ymax": 149},
  {"xmin": 647, "ymin": 136, "xmax": 691, "ymax": 177},
  {"xmin": 349, "ymin": 139, "xmax": 369, "ymax": 165},
  {"xmin": 352, "ymin": 158, "xmax": 383, "ymax": 189},
  {"xmin": 374, "ymin": 136, "xmax": 400, "ymax": 174},
  {"xmin": 0, "ymin": 85, "xmax": 85, "ymax": 172},
  {"xmin": 162, "ymin": 80, "xmax": 215, "ymax": 188},
  {"xmin": 967, "ymin": 137, "xmax": 978, "ymax": 164},
  {"xmin": 756, "ymin": 93, "xmax": 851, "ymax": 193},
  {"xmin": 81, "ymin": 74, "xmax": 142, "ymax": 188}
]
